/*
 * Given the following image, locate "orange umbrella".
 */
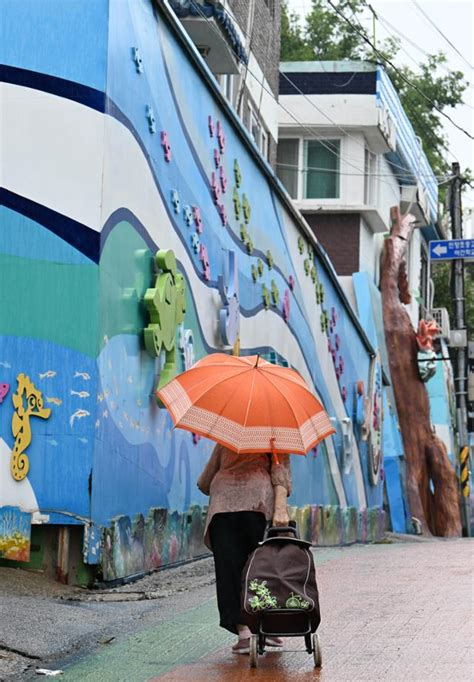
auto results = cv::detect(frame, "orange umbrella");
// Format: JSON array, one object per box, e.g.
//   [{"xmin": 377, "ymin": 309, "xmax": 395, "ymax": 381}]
[{"xmin": 157, "ymin": 353, "xmax": 335, "ymax": 455}]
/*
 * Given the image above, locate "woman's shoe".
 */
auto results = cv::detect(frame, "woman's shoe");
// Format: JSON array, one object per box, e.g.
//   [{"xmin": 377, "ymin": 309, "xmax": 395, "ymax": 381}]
[
  {"xmin": 232, "ymin": 637, "xmax": 250, "ymax": 654},
  {"xmin": 266, "ymin": 636, "xmax": 283, "ymax": 648}
]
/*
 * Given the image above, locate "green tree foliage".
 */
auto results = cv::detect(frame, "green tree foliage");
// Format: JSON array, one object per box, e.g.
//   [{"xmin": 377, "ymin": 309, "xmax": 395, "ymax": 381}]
[
  {"xmin": 280, "ymin": 1, "xmax": 469, "ymax": 178},
  {"xmin": 432, "ymin": 262, "xmax": 474, "ymax": 341}
]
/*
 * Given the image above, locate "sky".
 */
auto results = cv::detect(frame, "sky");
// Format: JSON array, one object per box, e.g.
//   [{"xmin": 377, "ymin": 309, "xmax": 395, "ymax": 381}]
[{"xmin": 286, "ymin": 0, "xmax": 474, "ymax": 216}]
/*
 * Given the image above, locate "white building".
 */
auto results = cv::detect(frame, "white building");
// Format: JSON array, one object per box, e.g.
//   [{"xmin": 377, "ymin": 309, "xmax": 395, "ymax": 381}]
[{"xmin": 277, "ymin": 61, "xmax": 443, "ymax": 326}]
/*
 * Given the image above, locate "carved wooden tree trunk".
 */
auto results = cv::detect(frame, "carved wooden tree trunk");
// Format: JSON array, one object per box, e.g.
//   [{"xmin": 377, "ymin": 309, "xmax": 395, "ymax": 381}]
[{"xmin": 380, "ymin": 207, "xmax": 461, "ymax": 536}]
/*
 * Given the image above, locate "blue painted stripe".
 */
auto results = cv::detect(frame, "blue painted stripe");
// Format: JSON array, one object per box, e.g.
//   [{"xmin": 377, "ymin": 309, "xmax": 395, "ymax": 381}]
[
  {"xmin": 0, "ymin": 188, "xmax": 101, "ymax": 263},
  {"xmin": 0, "ymin": 64, "xmax": 106, "ymax": 112}
]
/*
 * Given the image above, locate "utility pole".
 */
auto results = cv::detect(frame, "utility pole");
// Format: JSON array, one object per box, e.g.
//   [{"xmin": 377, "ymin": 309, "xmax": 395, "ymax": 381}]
[{"xmin": 450, "ymin": 162, "xmax": 470, "ymax": 536}]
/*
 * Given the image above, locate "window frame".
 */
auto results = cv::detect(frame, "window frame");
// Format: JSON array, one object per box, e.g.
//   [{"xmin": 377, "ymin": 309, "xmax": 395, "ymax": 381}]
[{"xmin": 303, "ymin": 137, "xmax": 341, "ymax": 201}]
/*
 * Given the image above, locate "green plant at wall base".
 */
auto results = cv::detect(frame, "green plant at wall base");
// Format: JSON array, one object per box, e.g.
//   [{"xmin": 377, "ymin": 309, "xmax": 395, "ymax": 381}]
[{"xmin": 143, "ymin": 249, "xmax": 186, "ymax": 401}]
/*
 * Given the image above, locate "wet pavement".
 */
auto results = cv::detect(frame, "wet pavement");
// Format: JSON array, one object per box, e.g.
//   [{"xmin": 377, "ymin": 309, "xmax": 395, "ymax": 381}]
[
  {"xmin": 1, "ymin": 537, "xmax": 472, "ymax": 680},
  {"xmin": 54, "ymin": 537, "xmax": 473, "ymax": 681}
]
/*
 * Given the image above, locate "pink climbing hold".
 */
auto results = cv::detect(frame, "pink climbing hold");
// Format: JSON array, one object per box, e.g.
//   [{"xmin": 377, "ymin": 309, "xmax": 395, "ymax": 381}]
[
  {"xmin": 219, "ymin": 165, "xmax": 228, "ymax": 193},
  {"xmin": 192, "ymin": 432, "xmax": 201, "ymax": 445},
  {"xmin": 288, "ymin": 274, "xmax": 295, "ymax": 291},
  {"xmin": 331, "ymin": 307, "xmax": 337, "ymax": 325},
  {"xmin": 283, "ymin": 290, "xmax": 290, "ymax": 322},
  {"xmin": 214, "ymin": 148, "xmax": 221, "ymax": 168},
  {"xmin": 199, "ymin": 244, "xmax": 211, "ymax": 281},
  {"xmin": 160, "ymin": 131, "xmax": 172, "ymax": 162},
  {"xmin": 218, "ymin": 203, "xmax": 227, "ymax": 226},
  {"xmin": 217, "ymin": 120, "xmax": 226, "ymax": 153},
  {"xmin": 335, "ymin": 334, "xmax": 340, "ymax": 350},
  {"xmin": 0, "ymin": 383, "xmax": 9, "ymax": 403},
  {"xmin": 341, "ymin": 386, "xmax": 347, "ymax": 401},
  {"xmin": 211, "ymin": 172, "xmax": 221, "ymax": 204},
  {"xmin": 192, "ymin": 206, "xmax": 203, "ymax": 233},
  {"xmin": 208, "ymin": 115, "xmax": 215, "ymax": 137}
]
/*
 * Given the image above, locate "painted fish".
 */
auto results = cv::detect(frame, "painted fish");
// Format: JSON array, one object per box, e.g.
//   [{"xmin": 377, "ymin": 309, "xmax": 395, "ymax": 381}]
[
  {"xmin": 74, "ymin": 371, "xmax": 91, "ymax": 380},
  {"xmin": 47, "ymin": 439, "xmax": 58, "ymax": 447},
  {"xmin": 46, "ymin": 396, "xmax": 63, "ymax": 406},
  {"xmin": 39, "ymin": 370, "xmax": 57, "ymax": 379},
  {"xmin": 0, "ymin": 384, "xmax": 10, "ymax": 403},
  {"xmin": 69, "ymin": 409, "xmax": 91, "ymax": 427},
  {"xmin": 78, "ymin": 437, "xmax": 88, "ymax": 444},
  {"xmin": 70, "ymin": 390, "xmax": 90, "ymax": 399},
  {"xmin": 0, "ymin": 361, "xmax": 11, "ymax": 369}
]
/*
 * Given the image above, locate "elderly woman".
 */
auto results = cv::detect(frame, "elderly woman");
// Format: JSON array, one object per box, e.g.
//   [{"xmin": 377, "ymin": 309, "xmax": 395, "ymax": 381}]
[{"xmin": 197, "ymin": 443, "xmax": 292, "ymax": 654}]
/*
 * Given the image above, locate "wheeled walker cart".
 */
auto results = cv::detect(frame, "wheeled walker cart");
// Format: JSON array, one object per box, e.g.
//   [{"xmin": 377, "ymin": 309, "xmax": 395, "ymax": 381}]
[{"xmin": 241, "ymin": 523, "xmax": 322, "ymax": 669}]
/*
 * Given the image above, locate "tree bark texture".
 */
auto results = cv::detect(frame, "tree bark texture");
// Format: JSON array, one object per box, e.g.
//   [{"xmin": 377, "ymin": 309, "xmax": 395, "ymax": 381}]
[{"xmin": 380, "ymin": 207, "xmax": 461, "ymax": 536}]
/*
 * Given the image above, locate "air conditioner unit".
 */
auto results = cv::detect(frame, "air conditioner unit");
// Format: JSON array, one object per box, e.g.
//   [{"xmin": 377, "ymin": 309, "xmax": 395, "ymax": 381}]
[{"xmin": 430, "ymin": 308, "xmax": 450, "ymax": 341}]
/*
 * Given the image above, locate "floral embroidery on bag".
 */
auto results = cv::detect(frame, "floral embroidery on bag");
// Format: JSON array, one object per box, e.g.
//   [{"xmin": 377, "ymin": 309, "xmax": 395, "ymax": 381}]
[
  {"xmin": 285, "ymin": 592, "xmax": 310, "ymax": 609},
  {"xmin": 248, "ymin": 579, "xmax": 278, "ymax": 611}
]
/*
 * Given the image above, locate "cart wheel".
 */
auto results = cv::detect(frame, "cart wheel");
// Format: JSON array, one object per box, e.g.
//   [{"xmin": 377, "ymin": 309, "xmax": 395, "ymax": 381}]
[
  {"xmin": 312, "ymin": 633, "xmax": 322, "ymax": 668},
  {"xmin": 250, "ymin": 635, "xmax": 258, "ymax": 668}
]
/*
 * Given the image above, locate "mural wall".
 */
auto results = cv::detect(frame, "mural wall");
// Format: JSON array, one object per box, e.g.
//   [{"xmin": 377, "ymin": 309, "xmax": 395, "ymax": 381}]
[{"xmin": 1, "ymin": 0, "xmax": 392, "ymax": 579}]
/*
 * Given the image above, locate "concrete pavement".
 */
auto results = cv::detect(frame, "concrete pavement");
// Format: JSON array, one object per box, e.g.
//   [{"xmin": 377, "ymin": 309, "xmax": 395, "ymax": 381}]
[{"xmin": 1, "ymin": 538, "xmax": 473, "ymax": 680}]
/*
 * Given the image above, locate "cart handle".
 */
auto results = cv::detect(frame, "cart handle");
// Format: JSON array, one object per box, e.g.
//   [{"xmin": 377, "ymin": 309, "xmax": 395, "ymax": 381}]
[{"xmin": 264, "ymin": 520, "xmax": 298, "ymax": 540}]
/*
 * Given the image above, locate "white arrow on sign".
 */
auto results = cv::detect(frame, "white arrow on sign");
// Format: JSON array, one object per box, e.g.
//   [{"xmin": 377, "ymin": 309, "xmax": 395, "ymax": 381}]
[{"xmin": 433, "ymin": 244, "xmax": 448, "ymax": 257}]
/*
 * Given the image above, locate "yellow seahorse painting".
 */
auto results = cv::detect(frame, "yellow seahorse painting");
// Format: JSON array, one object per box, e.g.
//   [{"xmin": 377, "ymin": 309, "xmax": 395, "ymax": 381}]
[{"xmin": 11, "ymin": 373, "xmax": 51, "ymax": 481}]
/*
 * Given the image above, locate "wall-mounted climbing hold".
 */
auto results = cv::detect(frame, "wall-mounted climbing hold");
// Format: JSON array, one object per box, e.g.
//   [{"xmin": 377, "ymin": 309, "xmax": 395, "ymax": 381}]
[
  {"xmin": 218, "ymin": 203, "xmax": 227, "ymax": 226},
  {"xmin": 304, "ymin": 259, "xmax": 311, "ymax": 276},
  {"xmin": 307, "ymin": 244, "xmax": 314, "ymax": 260},
  {"xmin": 216, "ymin": 120, "xmax": 226, "ymax": 153},
  {"xmin": 262, "ymin": 284, "xmax": 270, "ymax": 310},
  {"xmin": 214, "ymin": 148, "xmax": 220, "ymax": 168},
  {"xmin": 339, "ymin": 357, "xmax": 345, "ymax": 375},
  {"xmin": 171, "ymin": 190, "xmax": 180, "ymax": 214},
  {"xmin": 266, "ymin": 250, "xmax": 274, "ymax": 269},
  {"xmin": 310, "ymin": 266, "xmax": 317, "ymax": 283},
  {"xmin": 183, "ymin": 205, "xmax": 193, "ymax": 227},
  {"xmin": 132, "ymin": 47, "xmax": 143, "ymax": 73},
  {"xmin": 242, "ymin": 194, "xmax": 251, "ymax": 224},
  {"xmin": 341, "ymin": 386, "xmax": 348, "ymax": 402},
  {"xmin": 271, "ymin": 280, "xmax": 280, "ymax": 305},
  {"xmin": 219, "ymin": 165, "xmax": 227, "ymax": 193},
  {"xmin": 191, "ymin": 233, "xmax": 200, "ymax": 253},
  {"xmin": 331, "ymin": 307, "xmax": 337, "ymax": 325},
  {"xmin": 335, "ymin": 334, "xmax": 340, "ymax": 350},
  {"xmin": 251, "ymin": 264, "xmax": 258, "ymax": 282},
  {"xmin": 240, "ymin": 224, "xmax": 248, "ymax": 242},
  {"xmin": 208, "ymin": 115, "xmax": 215, "ymax": 137},
  {"xmin": 211, "ymin": 172, "xmax": 221, "ymax": 204},
  {"xmin": 257, "ymin": 259, "xmax": 264, "ymax": 277},
  {"xmin": 199, "ymin": 244, "xmax": 211, "ymax": 281},
  {"xmin": 234, "ymin": 159, "xmax": 242, "ymax": 187},
  {"xmin": 288, "ymin": 274, "xmax": 295, "ymax": 291},
  {"xmin": 283, "ymin": 290, "xmax": 290, "ymax": 322},
  {"xmin": 192, "ymin": 206, "xmax": 203, "ymax": 233},
  {"xmin": 297, "ymin": 236, "xmax": 305, "ymax": 254},
  {"xmin": 160, "ymin": 131, "xmax": 172, "ymax": 162},
  {"xmin": 146, "ymin": 105, "xmax": 156, "ymax": 133},
  {"xmin": 233, "ymin": 187, "xmax": 241, "ymax": 220}
]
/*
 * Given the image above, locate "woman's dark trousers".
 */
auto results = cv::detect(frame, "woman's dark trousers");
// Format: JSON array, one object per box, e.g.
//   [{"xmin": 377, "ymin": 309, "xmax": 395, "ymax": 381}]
[{"xmin": 209, "ymin": 511, "xmax": 266, "ymax": 635}]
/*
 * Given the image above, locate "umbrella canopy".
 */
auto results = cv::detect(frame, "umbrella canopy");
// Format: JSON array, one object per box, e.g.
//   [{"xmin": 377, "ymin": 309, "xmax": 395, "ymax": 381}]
[{"xmin": 157, "ymin": 353, "xmax": 335, "ymax": 455}]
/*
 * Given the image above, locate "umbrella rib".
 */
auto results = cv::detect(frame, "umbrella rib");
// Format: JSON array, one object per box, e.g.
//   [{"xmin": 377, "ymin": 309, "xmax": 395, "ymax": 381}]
[
  {"xmin": 259, "ymin": 370, "xmax": 308, "ymax": 451},
  {"xmin": 242, "ymin": 365, "xmax": 258, "ymax": 430}
]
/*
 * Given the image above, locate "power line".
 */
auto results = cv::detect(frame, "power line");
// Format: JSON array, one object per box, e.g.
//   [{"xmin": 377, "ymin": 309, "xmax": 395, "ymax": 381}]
[
  {"xmin": 325, "ymin": 0, "xmax": 474, "ymax": 141},
  {"xmin": 411, "ymin": 0, "xmax": 474, "ymax": 71},
  {"xmin": 276, "ymin": 160, "xmax": 453, "ymax": 184}
]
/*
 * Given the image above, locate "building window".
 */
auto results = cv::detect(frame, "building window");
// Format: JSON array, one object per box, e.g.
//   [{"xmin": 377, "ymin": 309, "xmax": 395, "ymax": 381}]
[
  {"xmin": 247, "ymin": 101, "xmax": 269, "ymax": 160},
  {"xmin": 304, "ymin": 139, "xmax": 340, "ymax": 199},
  {"xmin": 276, "ymin": 139, "xmax": 299, "ymax": 199}
]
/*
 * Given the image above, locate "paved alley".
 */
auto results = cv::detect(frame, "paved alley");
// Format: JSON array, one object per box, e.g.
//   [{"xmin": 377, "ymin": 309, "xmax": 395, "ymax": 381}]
[{"xmin": 46, "ymin": 538, "xmax": 474, "ymax": 681}]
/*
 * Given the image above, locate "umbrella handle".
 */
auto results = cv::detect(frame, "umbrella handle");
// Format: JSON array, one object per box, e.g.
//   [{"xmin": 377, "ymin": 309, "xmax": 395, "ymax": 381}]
[{"xmin": 270, "ymin": 436, "xmax": 280, "ymax": 466}]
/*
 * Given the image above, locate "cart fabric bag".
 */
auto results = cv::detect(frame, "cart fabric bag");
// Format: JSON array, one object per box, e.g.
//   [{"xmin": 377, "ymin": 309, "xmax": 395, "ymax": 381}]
[{"xmin": 241, "ymin": 531, "xmax": 321, "ymax": 635}]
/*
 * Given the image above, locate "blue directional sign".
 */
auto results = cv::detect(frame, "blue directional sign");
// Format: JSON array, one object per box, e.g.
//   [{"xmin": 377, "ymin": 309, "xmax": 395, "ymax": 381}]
[{"xmin": 429, "ymin": 238, "xmax": 474, "ymax": 261}]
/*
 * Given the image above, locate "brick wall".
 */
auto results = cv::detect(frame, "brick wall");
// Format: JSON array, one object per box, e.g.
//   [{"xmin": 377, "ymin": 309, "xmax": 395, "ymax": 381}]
[{"xmin": 304, "ymin": 213, "xmax": 361, "ymax": 276}]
